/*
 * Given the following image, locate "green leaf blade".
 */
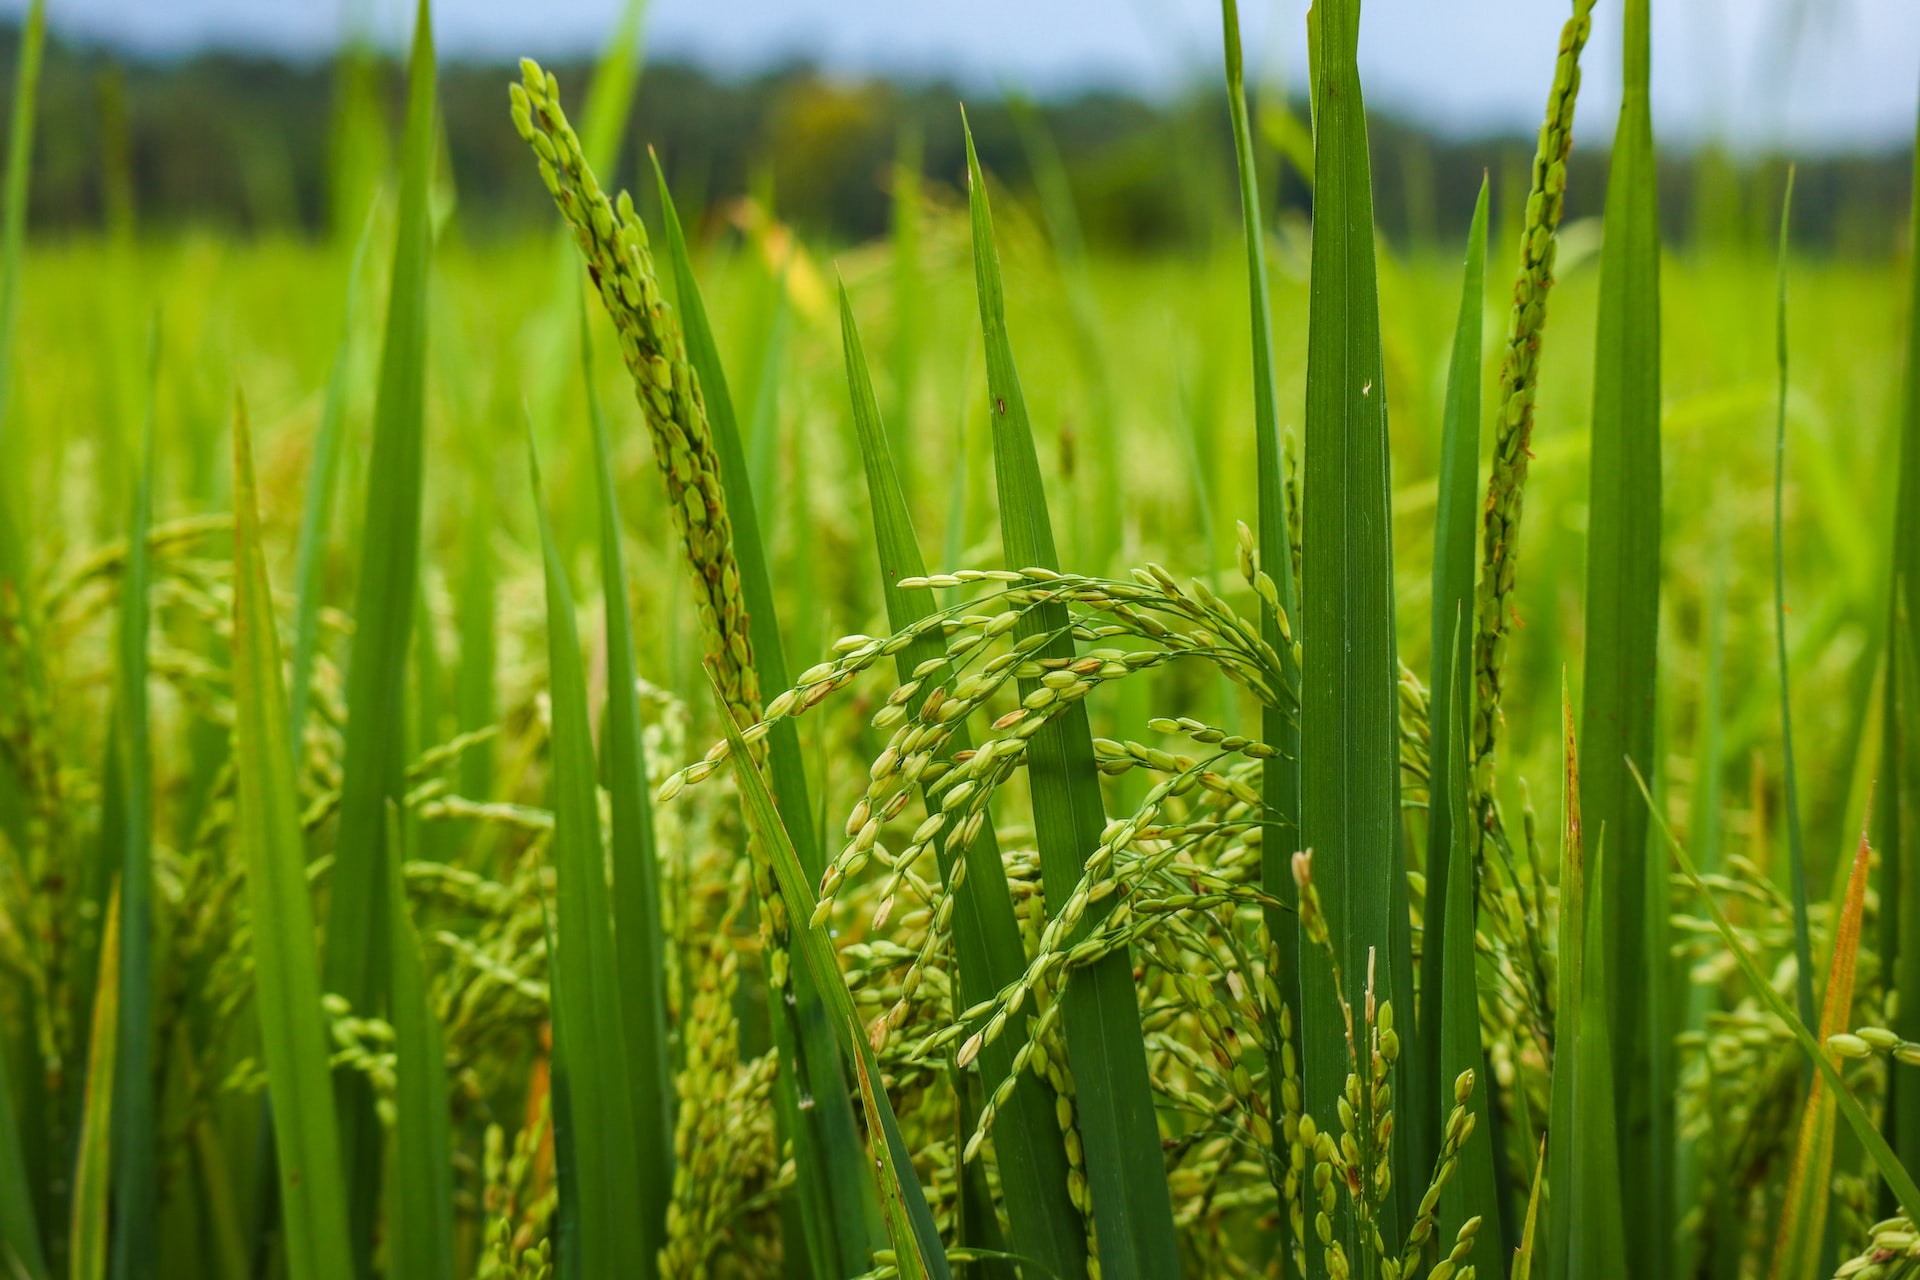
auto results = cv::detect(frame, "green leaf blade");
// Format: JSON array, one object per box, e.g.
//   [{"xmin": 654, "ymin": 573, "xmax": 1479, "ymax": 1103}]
[
  {"xmin": 383, "ymin": 813, "xmax": 456, "ymax": 1280},
  {"xmin": 963, "ymin": 117, "xmax": 1180, "ymax": 1280},
  {"xmin": 108, "ymin": 335, "xmax": 158, "ymax": 1280},
  {"xmin": 289, "ymin": 207, "xmax": 379, "ymax": 754},
  {"xmin": 580, "ymin": 297, "xmax": 675, "ymax": 1266},
  {"xmin": 839, "ymin": 281, "xmax": 1088, "ymax": 1280},
  {"xmin": 231, "ymin": 400, "xmax": 355, "ymax": 1280},
  {"xmin": 1297, "ymin": 0, "xmax": 1411, "ymax": 1249},
  {"xmin": 713, "ymin": 693, "xmax": 952, "ymax": 1280},
  {"xmin": 1221, "ymin": 4, "xmax": 1306, "ymax": 1236},
  {"xmin": 1578, "ymin": 3, "xmax": 1668, "ymax": 1268},
  {"xmin": 320, "ymin": 4, "xmax": 438, "ymax": 1257},
  {"xmin": 652, "ymin": 159, "xmax": 883, "ymax": 1277},
  {"xmin": 1879, "ymin": 80, "xmax": 1920, "ymax": 1184},
  {"xmin": 531, "ymin": 439, "xmax": 652, "ymax": 1278}
]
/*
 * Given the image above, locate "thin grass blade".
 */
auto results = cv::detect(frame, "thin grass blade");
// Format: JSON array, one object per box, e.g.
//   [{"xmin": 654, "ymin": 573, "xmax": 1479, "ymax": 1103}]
[
  {"xmin": 1879, "ymin": 86, "xmax": 1920, "ymax": 1184},
  {"xmin": 580, "ymin": 296, "xmax": 675, "ymax": 1264},
  {"xmin": 1437, "ymin": 611, "xmax": 1501, "ymax": 1249},
  {"xmin": 1511, "ymin": 1137, "xmax": 1546, "ymax": 1280},
  {"xmin": 1768, "ymin": 169, "xmax": 1818, "ymax": 1034},
  {"xmin": 652, "ymin": 157, "xmax": 881, "ymax": 1275},
  {"xmin": 289, "ymin": 205, "xmax": 379, "ymax": 752},
  {"xmin": 963, "ymin": 115, "xmax": 1180, "ymax": 1280},
  {"xmin": 1545, "ymin": 687, "xmax": 1626, "ymax": 1276},
  {"xmin": 108, "ymin": 331, "xmax": 158, "ymax": 1280},
  {"xmin": 712, "ymin": 689, "xmax": 952, "ymax": 1280},
  {"xmin": 0, "ymin": 0, "xmax": 43, "ymax": 594},
  {"xmin": 577, "ymin": 0, "xmax": 648, "ymax": 176},
  {"xmin": 70, "ymin": 885, "xmax": 121, "ymax": 1280},
  {"xmin": 530, "ymin": 437, "xmax": 651, "ymax": 1277},
  {"xmin": 1424, "ymin": 176, "xmax": 1490, "ymax": 1194},
  {"xmin": 1004, "ymin": 92, "xmax": 1120, "ymax": 570},
  {"xmin": 1220, "ymin": 8, "xmax": 1307, "ymax": 1226},
  {"xmin": 1768, "ymin": 824, "xmax": 1871, "ymax": 1280},
  {"xmin": 320, "ymin": 4, "xmax": 437, "ymax": 1259},
  {"xmin": 1635, "ymin": 763, "xmax": 1920, "ymax": 1222},
  {"xmin": 231, "ymin": 396, "xmax": 355, "ymax": 1280},
  {"xmin": 1578, "ymin": 3, "xmax": 1668, "ymax": 1267},
  {"xmin": 888, "ymin": 123, "xmax": 922, "ymax": 474},
  {"xmin": 382, "ymin": 803, "xmax": 455, "ymax": 1280},
  {"xmin": 839, "ymin": 281, "xmax": 1087, "ymax": 1279}
]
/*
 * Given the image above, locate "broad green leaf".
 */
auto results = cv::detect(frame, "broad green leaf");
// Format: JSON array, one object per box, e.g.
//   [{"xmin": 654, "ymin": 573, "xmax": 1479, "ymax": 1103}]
[
  {"xmin": 839, "ymin": 281, "xmax": 1087, "ymax": 1280},
  {"xmin": 530, "ymin": 437, "xmax": 651, "ymax": 1277},
  {"xmin": 1298, "ymin": 0, "xmax": 1411, "ymax": 1246},
  {"xmin": 231, "ymin": 397, "xmax": 354, "ymax": 1280},
  {"xmin": 1767, "ymin": 826, "xmax": 1871, "ymax": 1280},
  {"xmin": 1578, "ymin": 2, "xmax": 1668, "ymax": 1267},
  {"xmin": 712, "ymin": 692, "xmax": 952, "ymax": 1280},
  {"xmin": 109, "ymin": 332, "xmax": 157, "ymax": 1280},
  {"xmin": 383, "ymin": 805, "xmax": 455, "ymax": 1280},
  {"xmin": 1880, "ymin": 84, "xmax": 1920, "ymax": 1182},
  {"xmin": 963, "ymin": 114, "xmax": 1181, "ymax": 1280},
  {"xmin": 289, "ymin": 204, "xmax": 380, "ymax": 754},
  {"xmin": 1423, "ymin": 176, "xmax": 1490, "ymax": 1199},
  {"xmin": 580, "ymin": 296, "xmax": 675, "ymax": 1264},
  {"xmin": 70, "ymin": 885, "xmax": 121, "ymax": 1280},
  {"xmin": 320, "ymin": 4, "xmax": 436, "ymax": 1255},
  {"xmin": 652, "ymin": 157, "xmax": 882, "ymax": 1276}
]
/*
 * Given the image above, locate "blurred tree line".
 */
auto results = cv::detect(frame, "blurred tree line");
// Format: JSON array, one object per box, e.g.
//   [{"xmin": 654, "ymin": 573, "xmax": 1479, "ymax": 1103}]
[{"xmin": 5, "ymin": 22, "xmax": 1912, "ymax": 255}]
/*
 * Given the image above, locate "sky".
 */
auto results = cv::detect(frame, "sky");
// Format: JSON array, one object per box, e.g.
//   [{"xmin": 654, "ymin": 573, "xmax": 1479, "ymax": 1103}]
[{"xmin": 14, "ymin": 0, "xmax": 1920, "ymax": 150}]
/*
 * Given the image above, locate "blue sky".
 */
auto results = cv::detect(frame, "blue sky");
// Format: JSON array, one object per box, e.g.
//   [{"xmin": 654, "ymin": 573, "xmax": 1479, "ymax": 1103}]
[{"xmin": 17, "ymin": 0, "xmax": 1920, "ymax": 149}]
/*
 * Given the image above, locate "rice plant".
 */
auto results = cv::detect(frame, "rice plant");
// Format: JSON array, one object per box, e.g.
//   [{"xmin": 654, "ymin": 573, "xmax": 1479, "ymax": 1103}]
[{"xmin": 2, "ymin": 0, "xmax": 1918, "ymax": 1278}]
